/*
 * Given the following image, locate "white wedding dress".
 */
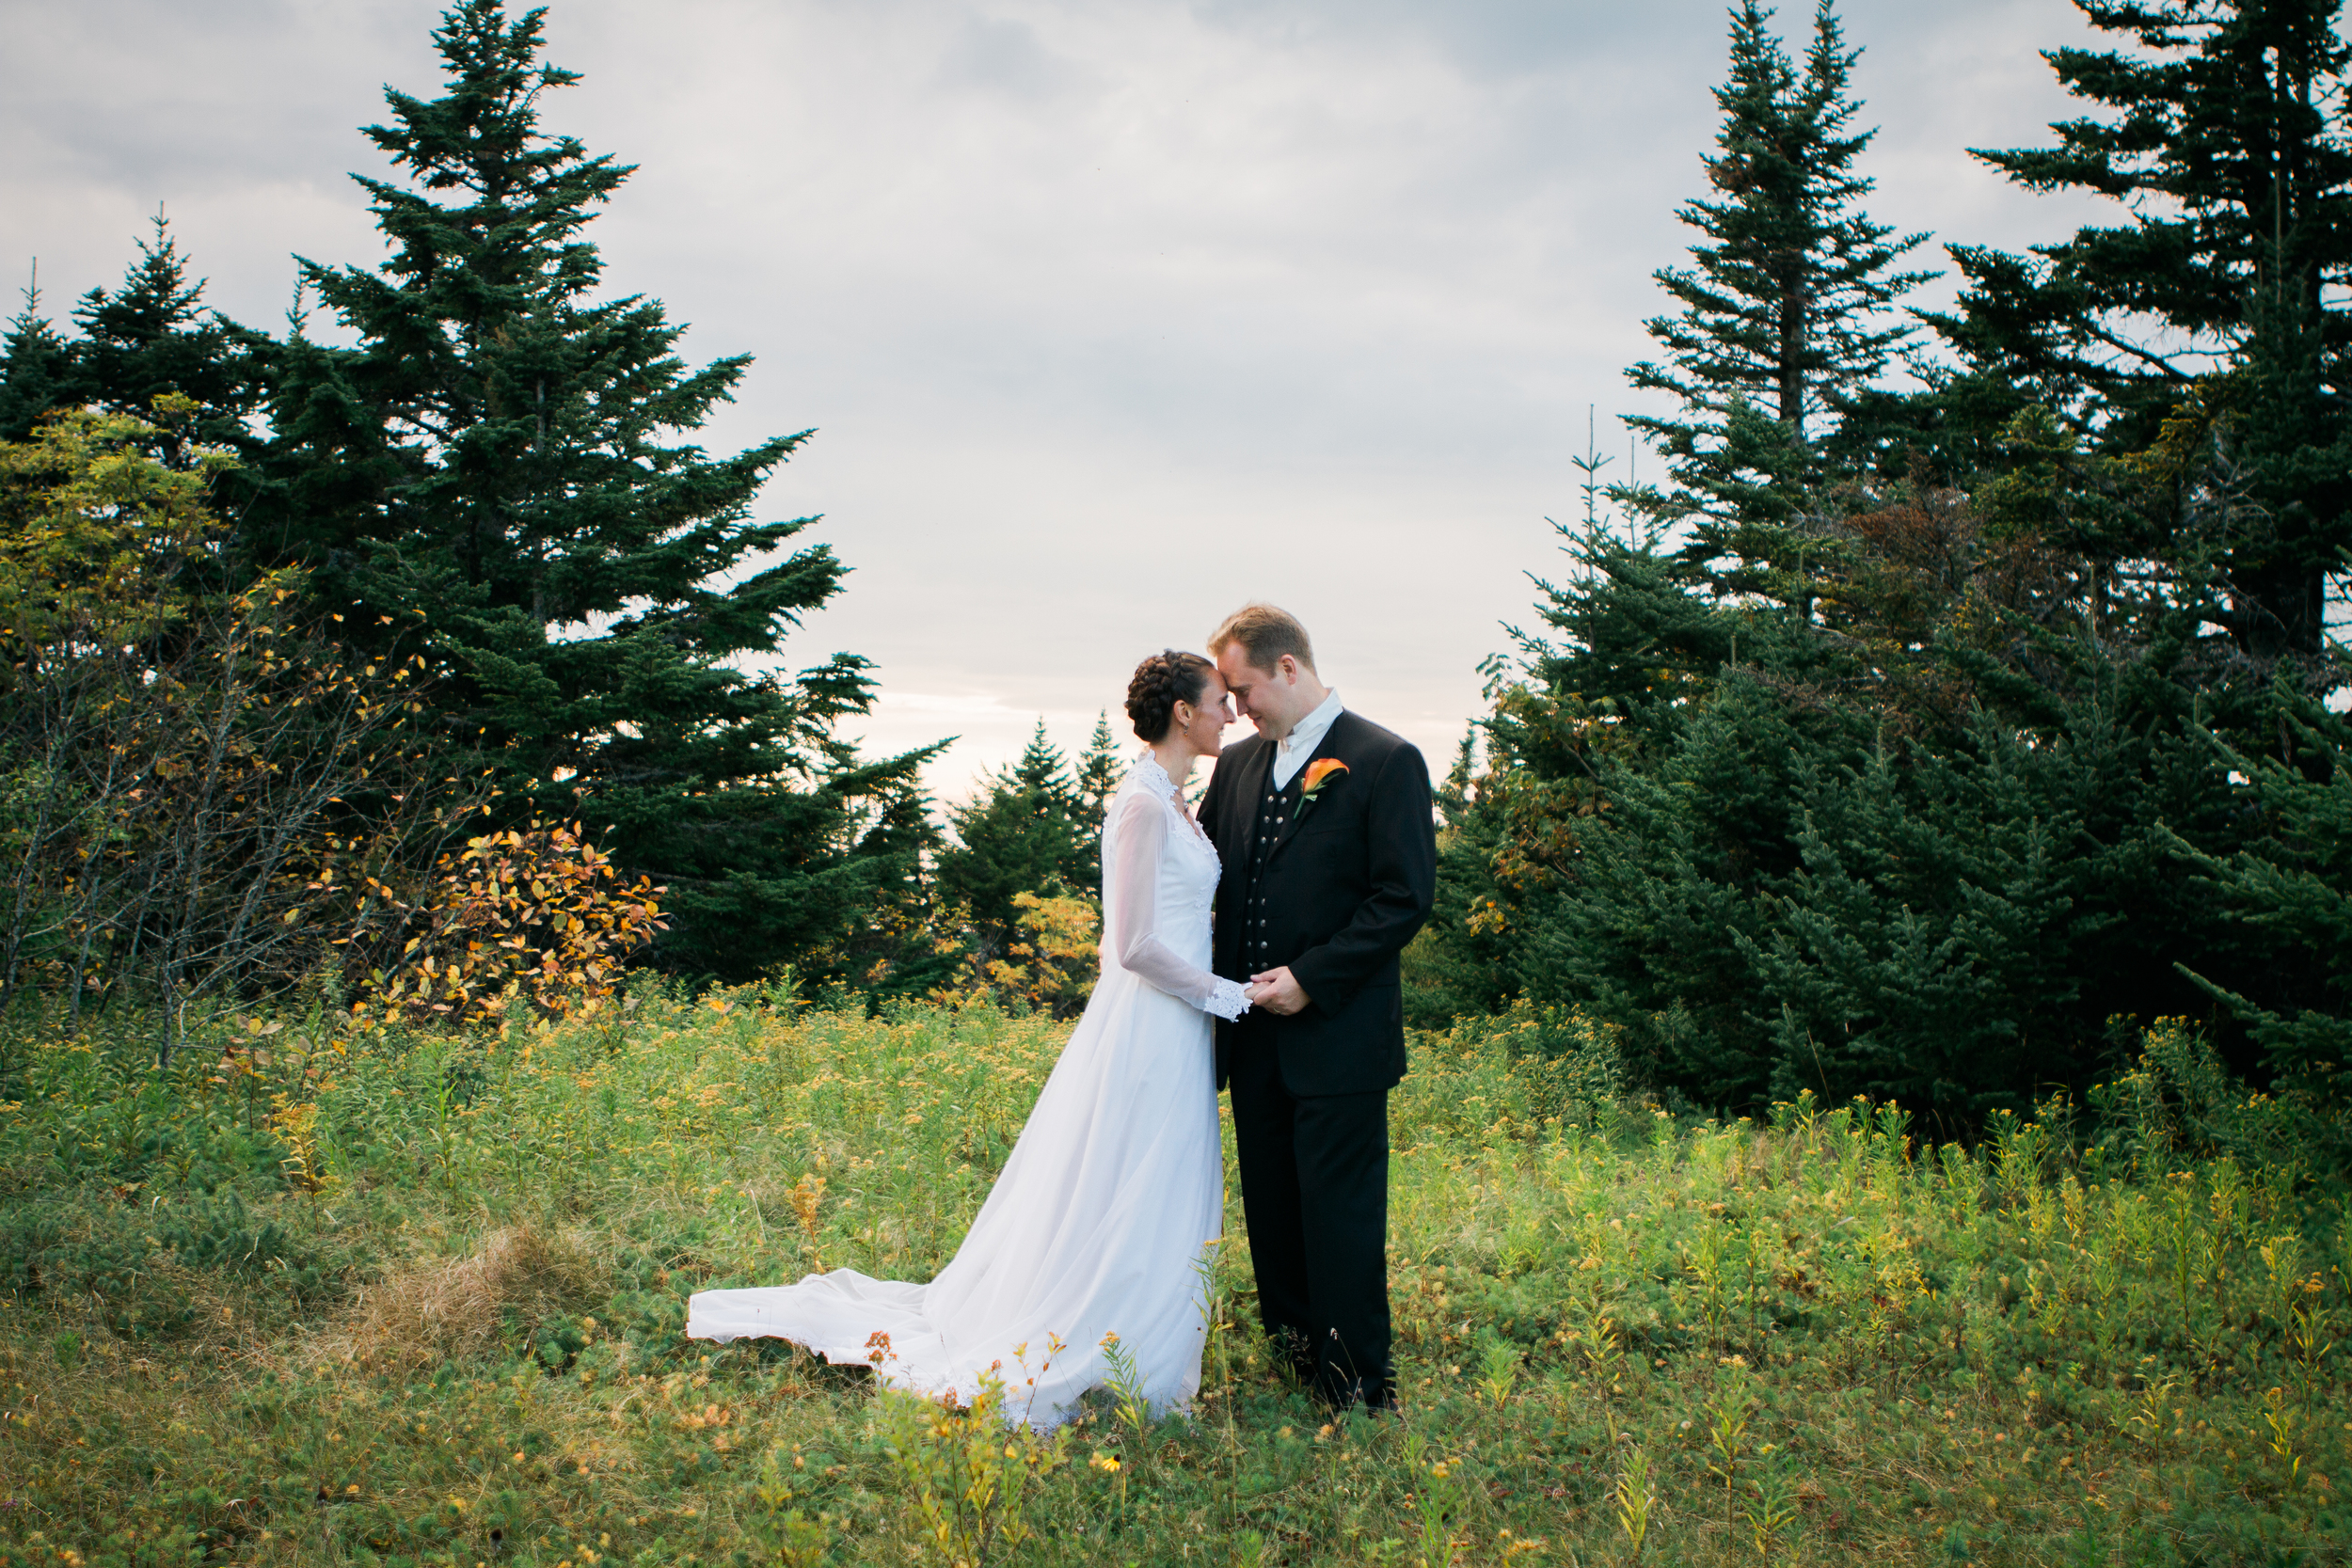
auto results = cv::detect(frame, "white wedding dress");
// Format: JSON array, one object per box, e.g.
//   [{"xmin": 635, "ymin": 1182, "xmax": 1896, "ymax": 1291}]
[{"xmin": 687, "ymin": 755, "xmax": 1247, "ymax": 1428}]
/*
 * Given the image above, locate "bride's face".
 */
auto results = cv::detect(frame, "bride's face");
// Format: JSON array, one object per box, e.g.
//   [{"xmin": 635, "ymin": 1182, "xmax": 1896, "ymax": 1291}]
[{"xmin": 1174, "ymin": 675, "xmax": 1235, "ymax": 758}]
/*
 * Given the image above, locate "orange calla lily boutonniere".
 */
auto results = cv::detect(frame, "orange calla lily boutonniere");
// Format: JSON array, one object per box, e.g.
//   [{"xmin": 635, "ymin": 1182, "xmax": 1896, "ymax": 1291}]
[{"xmin": 1296, "ymin": 757, "xmax": 1349, "ymax": 818}]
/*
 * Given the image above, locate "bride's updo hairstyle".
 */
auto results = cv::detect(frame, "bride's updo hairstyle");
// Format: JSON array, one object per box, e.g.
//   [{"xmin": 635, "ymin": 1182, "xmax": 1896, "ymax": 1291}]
[{"xmin": 1125, "ymin": 650, "xmax": 1216, "ymax": 743}]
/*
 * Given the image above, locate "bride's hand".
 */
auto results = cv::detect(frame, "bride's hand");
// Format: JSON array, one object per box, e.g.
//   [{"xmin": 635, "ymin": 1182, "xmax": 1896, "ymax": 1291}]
[{"xmin": 1247, "ymin": 967, "xmax": 1310, "ymax": 1016}]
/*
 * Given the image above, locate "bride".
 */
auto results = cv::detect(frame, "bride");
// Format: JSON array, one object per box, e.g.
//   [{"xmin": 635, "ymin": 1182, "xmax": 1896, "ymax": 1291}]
[{"xmin": 687, "ymin": 650, "xmax": 1248, "ymax": 1427}]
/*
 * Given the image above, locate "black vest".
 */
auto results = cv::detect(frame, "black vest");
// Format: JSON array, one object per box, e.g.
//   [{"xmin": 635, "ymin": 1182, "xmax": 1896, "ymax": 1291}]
[{"xmin": 1237, "ymin": 766, "xmax": 1305, "ymax": 977}]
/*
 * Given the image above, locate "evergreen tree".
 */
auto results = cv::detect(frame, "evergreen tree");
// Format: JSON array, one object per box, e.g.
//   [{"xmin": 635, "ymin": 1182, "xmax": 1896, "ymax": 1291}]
[
  {"xmin": 1070, "ymin": 710, "xmax": 1122, "ymax": 892},
  {"xmin": 251, "ymin": 1, "xmax": 936, "ymax": 983},
  {"xmin": 0, "ymin": 219, "xmax": 268, "ymax": 457},
  {"xmin": 936, "ymin": 722, "xmax": 1094, "ymax": 950},
  {"xmin": 2178, "ymin": 700, "xmax": 2352, "ymax": 1087},
  {"xmin": 1008, "ymin": 720, "xmax": 1073, "ymax": 803},
  {"xmin": 0, "ymin": 272, "xmax": 71, "ymax": 443},
  {"xmin": 1402, "ymin": 0, "xmax": 2296, "ymax": 1115},
  {"xmin": 1623, "ymin": 0, "xmax": 1931, "ymax": 608},
  {"xmin": 67, "ymin": 212, "xmax": 271, "ymax": 466},
  {"xmin": 1392, "ymin": 0, "xmax": 2352, "ymax": 1123},
  {"xmin": 1931, "ymin": 0, "xmax": 2352, "ymax": 659},
  {"xmin": 1424, "ymin": 485, "xmax": 2275, "ymax": 1119},
  {"xmin": 1403, "ymin": 730, "xmax": 1518, "ymax": 1029}
]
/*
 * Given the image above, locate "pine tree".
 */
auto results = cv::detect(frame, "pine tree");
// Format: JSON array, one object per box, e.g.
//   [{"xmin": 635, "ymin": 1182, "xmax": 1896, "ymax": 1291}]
[
  {"xmin": 252, "ymin": 1, "xmax": 936, "ymax": 983},
  {"xmin": 0, "ymin": 272, "xmax": 72, "ymax": 443},
  {"xmin": 1933, "ymin": 0, "xmax": 2352, "ymax": 658},
  {"xmin": 67, "ymin": 212, "xmax": 271, "ymax": 466},
  {"xmin": 1008, "ymin": 721, "xmax": 1073, "ymax": 804},
  {"xmin": 2179, "ymin": 701, "xmax": 2352, "ymax": 1091},
  {"xmin": 1623, "ymin": 0, "xmax": 1931, "ymax": 606},
  {"xmin": 937, "ymin": 721, "xmax": 1091, "ymax": 950},
  {"xmin": 1070, "ymin": 710, "xmax": 1122, "ymax": 891}
]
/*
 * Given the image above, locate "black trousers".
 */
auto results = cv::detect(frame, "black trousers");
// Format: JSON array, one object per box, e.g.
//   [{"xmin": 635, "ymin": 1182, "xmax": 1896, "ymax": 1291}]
[{"xmin": 1226, "ymin": 1025, "xmax": 1393, "ymax": 1408}]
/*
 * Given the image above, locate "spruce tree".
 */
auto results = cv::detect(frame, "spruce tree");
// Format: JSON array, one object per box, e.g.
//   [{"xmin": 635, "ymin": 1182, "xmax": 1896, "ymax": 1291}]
[
  {"xmin": 1623, "ymin": 0, "xmax": 1930, "ymax": 607},
  {"xmin": 1008, "ymin": 720, "xmax": 1073, "ymax": 804},
  {"xmin": 0, "ymin": 219, "xmax": 267, "ymax": 458},
  {"xmin": 1070, "ymin": 711, "xmax": 1122, "ymax": 892},
  {"xmin": 2180, "ymin": 700, "xmax": 2352, "ymax": 1091},
  {"xmin": 1936, "ymin": 0, "xmax": 2352, "ymax": 658},
  {"xmin": 0, "ymin": 226, "xmax": 270, "ymax": 625},
  {"xmin": 67, "ymin": 213, "xmax": 271, "ymax": 466},
  {"xmin": 937, "ymin": 722, "xmax": 1092, "ymax": 950},
  {"xmin": 0, "ymin": 274, "xmax": 71, "ymax": 443},
  {"xmin": 253, "ymin": 1, "xmax": 935, "ymax": 983},
  {"xmin": 1408, "ymin": 0, "xmax": 2342, "ymax": 1122}
]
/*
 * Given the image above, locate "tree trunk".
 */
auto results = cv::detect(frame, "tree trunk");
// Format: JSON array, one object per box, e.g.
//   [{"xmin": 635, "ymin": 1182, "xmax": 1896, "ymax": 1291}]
[{"xmin": 1779, "ymin": 268, "xmax": 1808, "ymax": 445}]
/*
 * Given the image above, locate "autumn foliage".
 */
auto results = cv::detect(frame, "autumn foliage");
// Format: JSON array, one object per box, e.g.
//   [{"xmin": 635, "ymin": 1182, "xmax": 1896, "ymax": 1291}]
[
  {"xmin": 940, "ymin": 890, "xmax": 1101, "ymax": 1021},
  {"xmin": 0, "ymin": 404, "xmax": 455, "ymax": 1050},
  {"xmin": 0, "ymin": 404, "xmax": 671, "ymax": 1044},
  {"xmin": 349, "ymin": 816, "xmax": 668, "ymax": 1030}
]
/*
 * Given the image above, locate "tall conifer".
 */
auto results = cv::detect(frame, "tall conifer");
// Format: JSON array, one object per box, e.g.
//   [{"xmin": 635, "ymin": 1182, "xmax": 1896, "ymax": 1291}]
[
  {"xmin": 1071, "ymin": 710, "xmax": 1122, "ymax": 889},
  {"xmin": 254, "ymin": 1, "xmax": 935, "ymax": 982},
  {"xmin": 0, "ymin": 219, "xmax": 267, "ymax": 461},
  {"xmin": 1624, "ymin": 0, "xmax": 1930, "ymax": 606},
  {"xmin": 0, "ymin": 277, "xmax": 69, "ymax": 444},
  {"xmin": 68, "ymin": 214, "xmax": 270, "ymax": 467},
  {"xmin": 1937, "ymin": 0, "xmax": 2352, "ymax": 659},
  {"xmin": 937, "ymin": 722, "xmax": 1091, "ymax": 950}
]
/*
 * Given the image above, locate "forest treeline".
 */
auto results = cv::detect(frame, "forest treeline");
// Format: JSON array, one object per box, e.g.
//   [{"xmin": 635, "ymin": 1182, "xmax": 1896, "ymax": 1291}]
[
  {"xmin": 2, "ymin": 0, "xmax": 2346, "ymax": 1132},
  {"xmin": 1404, "ymin": 0, "xmax": 2352, "ymax": 1132}
]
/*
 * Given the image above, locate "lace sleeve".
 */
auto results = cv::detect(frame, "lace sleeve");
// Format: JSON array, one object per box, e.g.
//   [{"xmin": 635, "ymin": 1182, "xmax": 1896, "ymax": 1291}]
[{"xmin": 1105, "ymin": 788, "xmax": 1250, "ymax": 1021}]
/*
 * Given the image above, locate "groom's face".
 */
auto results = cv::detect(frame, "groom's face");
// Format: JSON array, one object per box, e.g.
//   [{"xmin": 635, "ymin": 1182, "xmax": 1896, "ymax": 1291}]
[{"xmin": 1216, "ymin": 649, "xmax": 1308, "ymax": 740}]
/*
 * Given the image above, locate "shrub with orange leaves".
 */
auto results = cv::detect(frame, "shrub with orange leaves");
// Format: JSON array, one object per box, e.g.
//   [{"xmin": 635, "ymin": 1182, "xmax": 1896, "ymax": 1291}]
[
  {"xmin": 351, "ymin": 815, "xmax": 668, "ymax": 1029},
  {"xmin": 0, "ymin": 402, "xmax": 462, "ymax": 1049}
]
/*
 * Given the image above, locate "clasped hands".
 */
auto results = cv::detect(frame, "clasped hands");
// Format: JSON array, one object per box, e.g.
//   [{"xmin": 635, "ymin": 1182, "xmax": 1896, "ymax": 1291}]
[{"xmin": 1245, "ymin": 966, "xmax": 1310, "ymax": 1016}]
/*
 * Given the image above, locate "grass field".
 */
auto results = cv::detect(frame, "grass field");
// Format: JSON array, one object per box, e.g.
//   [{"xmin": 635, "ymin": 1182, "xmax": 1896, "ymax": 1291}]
[{"xmin": 0, "ymin": 990, "xmax": 2345, "ymax": 1566}]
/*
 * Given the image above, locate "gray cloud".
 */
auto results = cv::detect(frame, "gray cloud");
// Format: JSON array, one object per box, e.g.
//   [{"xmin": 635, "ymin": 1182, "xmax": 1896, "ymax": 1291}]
[
  {"xmin": 936, "ymin": 13, "xmax": 1081, "ymax": 99},
  {"xmin": 1, "ymin": 0, "xmax": 2113, "ymax": 796}
]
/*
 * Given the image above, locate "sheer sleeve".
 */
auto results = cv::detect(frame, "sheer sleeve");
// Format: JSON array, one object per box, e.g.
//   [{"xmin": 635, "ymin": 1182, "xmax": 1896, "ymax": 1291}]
[{"xmin": 1105, "ymin": 788, "xmax": 1251, "ymax": 1022}]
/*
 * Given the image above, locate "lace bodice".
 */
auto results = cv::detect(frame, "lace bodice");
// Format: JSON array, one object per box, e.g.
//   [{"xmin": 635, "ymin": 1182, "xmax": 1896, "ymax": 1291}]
[{"xmin": 1101, "ymin": 756, "xmax": 1250, "ymax": 1021}]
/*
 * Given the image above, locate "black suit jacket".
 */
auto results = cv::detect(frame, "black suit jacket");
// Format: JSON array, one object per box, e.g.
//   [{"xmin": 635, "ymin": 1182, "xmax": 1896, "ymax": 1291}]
[{"xmin": 1200, "ymin": 708, "xmax": 1437, "ymax": 1097}]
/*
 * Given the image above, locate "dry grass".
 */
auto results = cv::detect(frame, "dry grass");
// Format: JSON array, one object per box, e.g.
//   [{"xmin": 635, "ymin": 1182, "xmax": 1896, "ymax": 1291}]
[{"xmin": 333, "ymin": 1224, "xmax": 603, "ymax": 1372}]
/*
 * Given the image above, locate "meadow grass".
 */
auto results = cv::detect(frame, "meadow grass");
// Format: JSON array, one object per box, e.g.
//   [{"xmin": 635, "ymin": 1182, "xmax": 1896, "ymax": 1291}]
[{"xmin": 0, "ymin": 991, "xmax": 2345, "ymax": 1566}]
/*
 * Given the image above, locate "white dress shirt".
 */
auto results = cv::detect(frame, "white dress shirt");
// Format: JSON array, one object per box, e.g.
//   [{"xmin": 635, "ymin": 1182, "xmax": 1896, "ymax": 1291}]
[{"xmin": 1270, "ymin": 690, "xmax": 1344, "ymax": 790}]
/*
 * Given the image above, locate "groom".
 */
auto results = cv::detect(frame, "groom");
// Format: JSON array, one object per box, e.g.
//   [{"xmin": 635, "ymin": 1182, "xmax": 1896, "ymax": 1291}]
[{"xmin": 1200, "ymin": 603, "xmax": 1436, "ymax": 1412}]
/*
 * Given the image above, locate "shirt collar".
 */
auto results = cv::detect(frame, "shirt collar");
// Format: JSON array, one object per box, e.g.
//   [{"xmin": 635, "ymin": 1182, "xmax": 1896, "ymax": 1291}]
[{"xmin": 1278, "ymin": 689, "xmax": 1344, "ymax": 754}]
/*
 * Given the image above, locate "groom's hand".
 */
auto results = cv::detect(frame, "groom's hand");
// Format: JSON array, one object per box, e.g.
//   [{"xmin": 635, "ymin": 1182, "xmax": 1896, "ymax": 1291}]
[{"xmin": 1247, "ymin": 967, "xmax": 1311, "ymax": 1016}]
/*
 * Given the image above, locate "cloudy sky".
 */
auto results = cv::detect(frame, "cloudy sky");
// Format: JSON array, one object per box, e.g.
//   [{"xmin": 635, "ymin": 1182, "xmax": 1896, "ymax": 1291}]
[{"xmin": 1, "ymin": 0, "xmax": 2111, "ymax": 800}]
